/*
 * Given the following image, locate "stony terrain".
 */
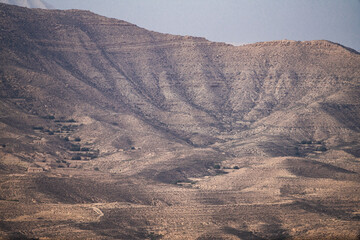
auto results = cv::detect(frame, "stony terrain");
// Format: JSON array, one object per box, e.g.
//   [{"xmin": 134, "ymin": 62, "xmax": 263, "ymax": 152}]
[{"xmin": 0, "ymin": 3, "xmax": 359, "ymax": 239}]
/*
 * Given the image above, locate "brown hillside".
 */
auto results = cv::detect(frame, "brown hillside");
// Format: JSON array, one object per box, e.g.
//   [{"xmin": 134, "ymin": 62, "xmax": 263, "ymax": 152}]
[{"xmin": 0, "ymin": 3, "xmax": 359, "ymax": 239}]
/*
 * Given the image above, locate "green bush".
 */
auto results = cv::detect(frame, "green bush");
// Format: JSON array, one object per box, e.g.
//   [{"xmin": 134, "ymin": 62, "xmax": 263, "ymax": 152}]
[
  {"xmin": 42, "ymin": 115, "xmax": 55, "ymax": 120},
  {"xmin": 74, "ymin": 137, "xmax": 81, "ymax": 142},
  {"xmin": 147, "ymin": 232, "xmax": 163, "ymax": 240},
  {"xmin": 72, "ymin": 155, "xmax": 81, "ymax": 160},
  {"xmin": 233, "ymin": 166, "xmax": 240, "ymax": 169},
  {"xmin": 214, "ymin": 164, "xmax": 221, "ymax": 169},
  {"xmin": 70, "ymin": 145, "xmax": 81, "ymax": 151},
  {"xmin": 316, "ymin": 146, "xmax": 327, "ymax": 152}
]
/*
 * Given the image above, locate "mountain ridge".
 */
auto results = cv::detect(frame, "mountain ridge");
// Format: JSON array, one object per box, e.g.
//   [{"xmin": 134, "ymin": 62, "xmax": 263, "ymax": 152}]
[{"xmin": 1, "ymin": 2, "xmax": 359, "ymax": 158}]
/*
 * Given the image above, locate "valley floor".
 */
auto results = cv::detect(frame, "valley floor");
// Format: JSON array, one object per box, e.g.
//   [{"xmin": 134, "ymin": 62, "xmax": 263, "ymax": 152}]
[{"xmin": 0, "ymin": 153, "xmax": 359, "ymax": 239}]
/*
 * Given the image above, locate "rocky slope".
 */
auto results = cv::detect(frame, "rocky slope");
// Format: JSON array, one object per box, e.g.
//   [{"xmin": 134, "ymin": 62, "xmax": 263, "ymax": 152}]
[{"xmin": 0, "ymin": 3, "xmax": 359, "ymax": 240}]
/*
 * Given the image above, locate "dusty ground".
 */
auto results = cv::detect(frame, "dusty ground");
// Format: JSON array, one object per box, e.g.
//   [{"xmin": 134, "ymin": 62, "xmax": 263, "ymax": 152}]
[{"xmin": 0, "ymin": 150, "xmax": 359, "ymax": 239}]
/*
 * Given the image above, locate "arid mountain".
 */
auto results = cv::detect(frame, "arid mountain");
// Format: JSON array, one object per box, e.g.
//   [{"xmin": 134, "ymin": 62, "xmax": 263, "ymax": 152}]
[
  {"xmin": 0, "ymin": 0, "xmax": 52, "ymax": 9},
  {"xmin": 0, "ymin": 3, "xmax": 360, "ymax": 240}
]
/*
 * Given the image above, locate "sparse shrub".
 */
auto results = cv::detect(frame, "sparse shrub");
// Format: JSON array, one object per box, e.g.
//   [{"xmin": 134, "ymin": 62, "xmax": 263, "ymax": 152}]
[
  {"xmin": 233, "ymin": 166, "xmax": 240, "ymax": 169},
  {"xmin": 214, "ymin": 164, "xmax": 221, "ymax": 169},
  {"xmin": 67, "ymin": 119, "xmax": 76, "ymax": 123},
  {"xmin": 147, "ymin": 232, "xmax": 163, "ymax": 240},
  {"xmin": 1, "ymin": 144, "xmax": 5, "ymax": 148},
  {"xmin": 94, "ymin": 167, "xmax": 99, "ymax": 171},
  {"xmin": 32, "ymin": 126, "xmax": 44, "ymax": 130},
  {"xmin": 215, "ymin": 169, "xmax": 227, "ymax": 175},
  {"xmin": 70, "ymin": 145, "xmax": 81, "ymax": 151},
  {"xmin": 301, "ymin": 140, "xmax": 312, "ymax": 144},
  {"xmin": 48, "ymin": 131, "xmax": 54, "ymax": 135},
  {"xmin": 74, "ymin": 137, "xmax": 81, "ymax": 142},
  {"xmin": 174, "ymin": 180, "xmax": 183, "ymax": 184},
  {"xmin": 72, "ymin": 155, "xmax": 81, "ymax": 160},
  {"xmin": 64, "ymin": 137, "xmax": 70, "ymax": 141},
  {"xmin": 131, "ymin": 146, "xmax": 136, "ymax": 150},
  {"xmin": 42, "ymin": 115, "xmax": 55, "ymax": 120},
  {"xmin": 81, "ymin": 147, "xmax": 90, "ymax": 151},
  {"xmin": 316, "ymin": 146, "xmax": 327, "ymax": 152}
]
